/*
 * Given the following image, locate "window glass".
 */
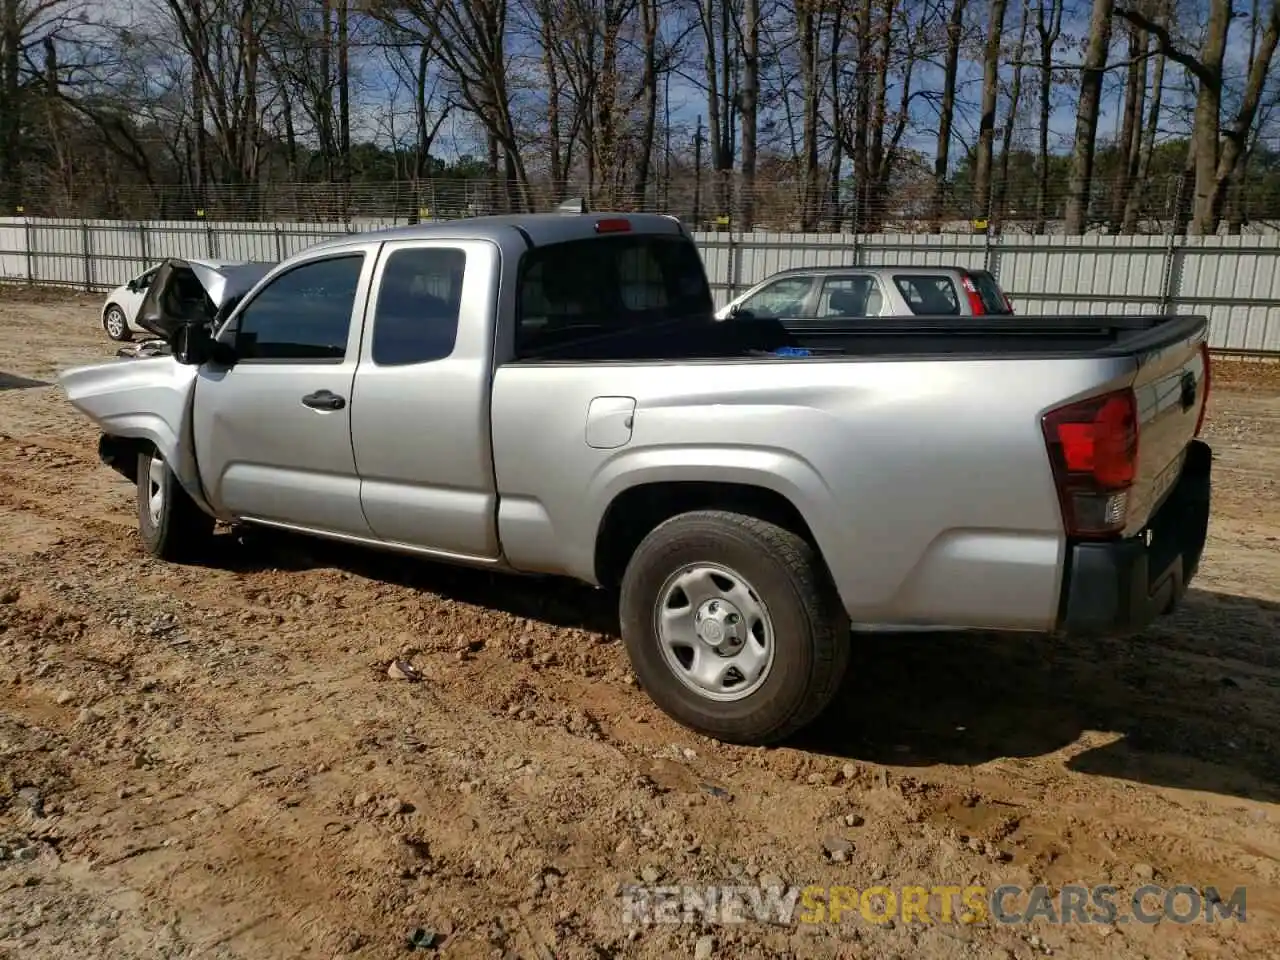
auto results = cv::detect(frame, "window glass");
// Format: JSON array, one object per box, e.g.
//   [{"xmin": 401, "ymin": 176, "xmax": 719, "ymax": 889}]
[
  {"xmin": 233, "ymin": 254, "xmax": 364, "ymax": 361},
  {"xmin": 893, "ymin": 275, "xmax": 960, "ymax": 316},
  {"xmin": 616, "ymin": 243, "xmax": 670, "ymax": 311},
  {"xmin": 738, "ymin": 276, "xmax": 812, "ymax": 319},
  {"xmin": 515, "ymin": 234, "xmax": 713, "ymax": 357},
  {"xmin": 969, "ymin": 271, "xmax": 1013, "ymax": 314},
  {"xmin": 372, "ymin": 248, "xmax": 466, "ymax": 365},
  {"xmin": 815, "ymin": 276, "xmax": 883, "ymax": 319}
]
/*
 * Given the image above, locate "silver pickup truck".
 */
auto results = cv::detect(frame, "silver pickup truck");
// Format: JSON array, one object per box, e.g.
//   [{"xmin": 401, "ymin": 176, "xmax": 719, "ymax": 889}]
[{"xmin": 58, "ymin": 212, "xmax": 1213, "ymax": 746}]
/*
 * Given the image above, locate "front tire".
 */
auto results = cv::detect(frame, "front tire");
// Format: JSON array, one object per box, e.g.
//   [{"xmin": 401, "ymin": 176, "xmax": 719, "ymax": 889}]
[
  {"xmin": 618, "ymin": 510, "xmax": 850, "ymax": 746},
  {"xmin": 103, "ymin": 305, "xmax": 132, "ymax": 341},
  {"xmin": 136, "ymin": 449, "xmax": 214, "ymax": 562}
]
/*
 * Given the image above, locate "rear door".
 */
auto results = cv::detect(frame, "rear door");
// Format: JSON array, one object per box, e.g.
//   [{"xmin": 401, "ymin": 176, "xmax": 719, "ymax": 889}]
[
  {"xmin": 122, "ymin": 265, "xmax": 161, "ymax": 322},
  {"xmin": 349, "ymin": 237, "xmax": 502, "ymax": 561},
  {"xmin": 812, "ymin": 273, "xmax": 887, "ymax": 320}
]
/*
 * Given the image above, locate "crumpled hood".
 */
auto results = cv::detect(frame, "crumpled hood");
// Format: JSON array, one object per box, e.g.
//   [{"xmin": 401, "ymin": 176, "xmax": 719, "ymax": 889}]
[
  {"xmin": 136, "ymin": 258, "xmax": 274, "ymax": 340},
  {"xmin": 187, "ymin": 260, "xmax": 274, "ymax": 310}
]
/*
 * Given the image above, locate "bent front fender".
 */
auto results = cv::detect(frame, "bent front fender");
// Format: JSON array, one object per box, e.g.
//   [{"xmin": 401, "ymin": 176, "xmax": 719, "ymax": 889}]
[{"xmin": 57, "ymin": 358, "xmax": 217, "ymax": 518}]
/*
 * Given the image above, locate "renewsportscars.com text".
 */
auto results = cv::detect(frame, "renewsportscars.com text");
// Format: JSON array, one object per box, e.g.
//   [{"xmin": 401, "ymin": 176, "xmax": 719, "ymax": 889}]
[{"xmin": 619, "ymin": 883, "xmax": 1247, "ymax": 927}]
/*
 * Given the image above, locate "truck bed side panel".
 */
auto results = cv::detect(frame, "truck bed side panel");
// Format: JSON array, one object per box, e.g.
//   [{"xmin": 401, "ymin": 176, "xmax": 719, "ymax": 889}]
[{"xmin": 490, "ymin": 355, "xmax": 1136, "ymax": 631}]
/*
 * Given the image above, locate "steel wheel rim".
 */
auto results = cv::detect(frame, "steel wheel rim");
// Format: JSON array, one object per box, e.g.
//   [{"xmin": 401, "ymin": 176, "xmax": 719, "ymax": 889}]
[
  {"xmin": 147, "ymin": 456, "xmax": 166, "ymax": 526},
  {"xmin": 653, "ymin": 562, "xmax": 776, "ymax": 702},
  {"xmin": 105, "ymin": 309, "xmax": 125, "ymax": 338}
]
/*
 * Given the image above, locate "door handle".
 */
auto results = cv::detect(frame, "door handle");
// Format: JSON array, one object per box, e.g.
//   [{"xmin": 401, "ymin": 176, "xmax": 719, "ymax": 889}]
[{"xmin": 301, "ymin": 390, "xmax": 345, "ymax": 411}]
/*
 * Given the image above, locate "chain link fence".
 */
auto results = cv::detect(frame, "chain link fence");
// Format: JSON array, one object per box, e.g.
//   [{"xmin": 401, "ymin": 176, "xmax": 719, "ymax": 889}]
[{"xmin": 15, "ymin": 171, "xmax": 1280, "ymax": 236}]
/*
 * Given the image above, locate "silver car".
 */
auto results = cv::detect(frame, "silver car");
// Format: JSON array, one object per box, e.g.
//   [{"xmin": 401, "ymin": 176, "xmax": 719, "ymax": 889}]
[{"xmin": 714, "ymin": 265, "xmax": 1015, "ymax": 322}]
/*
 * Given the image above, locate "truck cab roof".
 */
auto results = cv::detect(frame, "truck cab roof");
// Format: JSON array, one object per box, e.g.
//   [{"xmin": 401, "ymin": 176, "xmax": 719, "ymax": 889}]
[{"xmin": 304, "ymin": 212, "xmax": 688, "ymax": 257}]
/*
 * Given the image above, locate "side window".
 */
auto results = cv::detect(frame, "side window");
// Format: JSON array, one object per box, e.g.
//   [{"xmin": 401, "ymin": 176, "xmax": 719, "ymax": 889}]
[
  {"xmin": 969, "ymin": 271, "xmax": 1012, "ymax": 314},
  {"xmin": 893, "ymin": 275, "xmax": 960, "ymax": 316},
  {"xmin": 816, "ymin": 276, "xmax": 883, "ymax": 319},
  {"xmin": 233, "ymin": 254, "xmax": 364, "ymax": 361},
  {"xmin": 372, "ymin": 247, "xmax": 466, "ymax": 366},
  {"xmin": 739, "ymin": 276, "xmax": 812, "ymax": 319}
]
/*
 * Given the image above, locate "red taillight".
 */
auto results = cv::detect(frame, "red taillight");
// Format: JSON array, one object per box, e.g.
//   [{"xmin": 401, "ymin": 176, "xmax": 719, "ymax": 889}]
[
  {"xmin": 1042, "ymin": 388, "xmax": 1139, "ymax": 538},
  {"xmin": 960, "ymin": 274, "xmax": 986, "ymax": 315},
  {"xmin": 594, "ymin": 218, "xmax": 631, "ymax": 234},
  {"xmin": 1003, "ymin": 292, "xmax": 1015, "ymax": 313},
  {"xmin": 1194, "ymin": 341, "xmax": 1211, "ymax": 437}
]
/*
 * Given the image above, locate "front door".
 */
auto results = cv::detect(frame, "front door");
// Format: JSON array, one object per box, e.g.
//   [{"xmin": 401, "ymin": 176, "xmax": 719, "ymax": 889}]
[
  {"xmin": 191, "ymin": 245, "xmax": 379, "ymax": 537},
  {"xmin": 735, "ymin": 274, "xmax": 816, "ymax": 323}
]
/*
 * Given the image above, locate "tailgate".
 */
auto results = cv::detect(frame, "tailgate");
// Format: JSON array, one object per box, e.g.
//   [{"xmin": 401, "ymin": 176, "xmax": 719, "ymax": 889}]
[{"xmin": 1125, "ymin": 325, "xmax": 1210, "ymax": 533}]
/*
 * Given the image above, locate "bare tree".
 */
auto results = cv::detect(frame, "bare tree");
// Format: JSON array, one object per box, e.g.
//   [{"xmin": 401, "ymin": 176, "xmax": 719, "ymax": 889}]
[
  {"xmin": 1064, "ymin": 0, "xmax": 1113, "ymax": 234},
  {"xmin": 1118, "ymin": 0, "xmax": 1280, "ymax": 234},
  {"xmin": 972, "ymin": 0, "xmax": 1010, "ymax": 222},
  {"xmin": 932, "ymin": 0, "xmax": 969, "ymax": 228},
  {"xmin": 1032, "ymin": 0, "xmax": 1064, "ymax": 232}
]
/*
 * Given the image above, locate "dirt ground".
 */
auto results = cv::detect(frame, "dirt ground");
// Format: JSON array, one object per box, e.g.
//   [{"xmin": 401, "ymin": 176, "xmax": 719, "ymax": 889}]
[{"xmin": 1, "ymin": 286, "xmax": 1278, "ymax": 960}]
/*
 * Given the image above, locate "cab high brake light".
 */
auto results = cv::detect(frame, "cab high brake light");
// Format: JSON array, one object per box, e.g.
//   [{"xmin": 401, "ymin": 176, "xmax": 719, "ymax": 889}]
[
  {"xmin": 594, "ymin": 218, "xmax": 632, "ymax": 233},
  {"xmin": 1041, "ymin": 388, "xmax": 1139, "ymax": 539}
]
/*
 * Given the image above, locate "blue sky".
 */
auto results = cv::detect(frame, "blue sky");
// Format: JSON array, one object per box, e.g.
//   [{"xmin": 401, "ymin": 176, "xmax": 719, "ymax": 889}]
[{"xmin": 89, "ymin": 0, "xmax": 1270, "ymax": 171}]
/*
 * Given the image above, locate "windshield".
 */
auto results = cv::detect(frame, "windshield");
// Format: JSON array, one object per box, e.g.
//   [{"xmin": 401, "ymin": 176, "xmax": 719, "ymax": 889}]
[{"xmin": 515, "ymin": 234, "xmax": 714, "ymax": 357}]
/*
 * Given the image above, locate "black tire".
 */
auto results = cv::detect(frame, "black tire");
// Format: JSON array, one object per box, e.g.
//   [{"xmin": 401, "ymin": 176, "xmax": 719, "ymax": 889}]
[
  {"xmin": 618, "ymin": 510, "xmax": 850, "ymax": 746},
  {"xmin": 136, "ymin": 449, "xmax": 215, "ymax": 562},
  {"xmin": 103, "ymin": 304, "xmax": 132, "ymax": 342}
]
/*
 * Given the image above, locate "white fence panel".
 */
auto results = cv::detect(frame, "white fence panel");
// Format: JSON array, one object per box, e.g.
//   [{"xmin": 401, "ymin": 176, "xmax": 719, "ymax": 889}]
[{"xmin": 2, "ymin": 217, "xmax": 1278, "ymax": 355}]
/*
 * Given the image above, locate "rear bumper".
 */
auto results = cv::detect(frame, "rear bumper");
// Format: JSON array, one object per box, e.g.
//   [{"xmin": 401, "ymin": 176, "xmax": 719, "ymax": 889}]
[{"xmin": 1056, "ymin": 439, "xmax": 1211, "ymax": 638}]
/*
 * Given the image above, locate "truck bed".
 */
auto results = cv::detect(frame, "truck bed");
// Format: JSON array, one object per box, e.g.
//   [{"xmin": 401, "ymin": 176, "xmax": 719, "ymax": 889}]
[{"xmin": 513, "ymin": 313, "xmax": 1208, "ymax": 363}]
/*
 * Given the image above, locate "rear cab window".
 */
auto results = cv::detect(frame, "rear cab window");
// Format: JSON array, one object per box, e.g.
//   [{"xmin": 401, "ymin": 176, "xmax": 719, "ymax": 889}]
[
  {"xmin": 370, "ymin": 247, "xmax": 467, "ymax": 365},
  {"xmin": 967, "ymin": 270, "xmax": 1014, "ymax": 315},
  {"xmin": 893, "ymin": 275, "xmax": 961, "ymax": 316},
  {"xmin": 515, "ymin": 234, "xmax": 713, "ymax": 358}
]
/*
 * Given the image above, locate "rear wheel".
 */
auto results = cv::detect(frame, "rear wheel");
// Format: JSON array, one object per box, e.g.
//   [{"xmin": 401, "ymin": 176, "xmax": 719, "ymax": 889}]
[
  {"xmin": 618, "ymin": 510, "xmax": 850, "ymax": 746},
  {"xmin": 103, "ymin": 305, "xmax": 132, "ymax": 341},
  {"xmin": 136, "ymin": 449, "xmax": 214, "ymax": 562}
]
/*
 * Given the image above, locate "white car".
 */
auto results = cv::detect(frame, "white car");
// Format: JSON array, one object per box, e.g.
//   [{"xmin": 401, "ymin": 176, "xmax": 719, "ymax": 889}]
[{"xmin": 100, "ymin": 259, "xmax": 255, "ymax": 342}]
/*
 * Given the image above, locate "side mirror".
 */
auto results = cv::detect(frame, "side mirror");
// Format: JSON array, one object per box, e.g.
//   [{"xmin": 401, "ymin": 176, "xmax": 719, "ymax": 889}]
[
  {"xmin": 171, "ymin": 322, "xmax": 227, "ymax": 366},
  {"xmin": 126, "ymin": 280, "xmax": 138, "ymax": 293},
  {"xmin": 731, "ymin": 305, "xmax": 756, "ymax": 321}
]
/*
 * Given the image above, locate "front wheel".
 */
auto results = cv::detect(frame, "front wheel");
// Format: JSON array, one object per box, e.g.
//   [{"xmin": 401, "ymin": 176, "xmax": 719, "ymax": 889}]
[
  {"xmin": 103, "ymin": 305, "xmax": 132, "ymax": 341},
  {"xmin": 136, "ymin": 449, "xmax": 215, "ymax": 562},
  {"xmin": 618, "ymin": 510, "xmax": 850, "ymax": 746}
]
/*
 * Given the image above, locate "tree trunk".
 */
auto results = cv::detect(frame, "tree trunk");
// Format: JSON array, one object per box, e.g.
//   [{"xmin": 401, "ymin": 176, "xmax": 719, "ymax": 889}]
[
  {"xmin": 0, "ymin": 0, "xmax": 22, "ymax": 212},
  {"xmin": 1034, "ymin": 0, "xmax": 1064, "ymax": 233},
  {"xmin": 1063, "ymin": 0, "xmax": 1114, "ymax": 234},
  {"xmin": 796, "ymin": 3, "xmax": 820, "ymax": 230},
  {"xmin": 972, "ymin": 0, "xmax": 1009, "ymax": 222},
  {"xmin": 738, "ymin": 0, "xmax": 759, "ymax": 229},
  {"xmin": 1185, "ymin": 0, "xmax": 1230, "ymax": 234},
  {"xmin": 1206, "ymin": 0, "xmax": 1279, "ymax": 229},
  {"xmin": 1112, "ymin": 22, "xmax": 1146, "ymax": 230},
  {"xmin": 994, "ymin": 0, "xmax": 1028, "ymax": 228},
  {"xmin": 633, "ymin": 0, "xmax": 660, "ymax": 203},
  {"xmin": 932, "ymin": 0, "xmax": 967, "ymax": 229},
  {"xmin": 1123, "ymin": 6, "xmax": 1164, "ymax": 234}
]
